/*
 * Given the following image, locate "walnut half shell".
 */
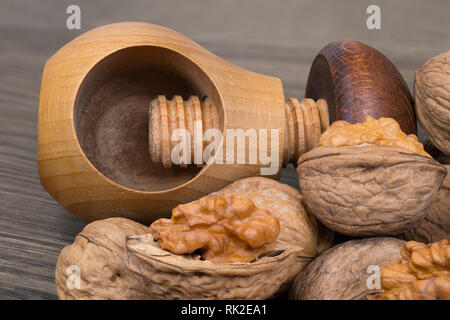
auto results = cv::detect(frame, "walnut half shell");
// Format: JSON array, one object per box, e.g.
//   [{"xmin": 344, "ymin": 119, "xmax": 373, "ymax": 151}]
[
  {"xmin": 124, "ymin": 177, "xmax": 319, "ymax": 299},
  {"xmin": 297, "ymin": 144, "xmax": 447, "ymax": 236}
]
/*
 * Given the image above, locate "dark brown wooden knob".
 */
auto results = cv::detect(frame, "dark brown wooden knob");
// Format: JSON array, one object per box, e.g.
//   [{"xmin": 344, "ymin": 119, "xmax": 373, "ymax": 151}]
[{"xmin": 305, "ymin": 40, "xmax": 416, "ymax": 135}]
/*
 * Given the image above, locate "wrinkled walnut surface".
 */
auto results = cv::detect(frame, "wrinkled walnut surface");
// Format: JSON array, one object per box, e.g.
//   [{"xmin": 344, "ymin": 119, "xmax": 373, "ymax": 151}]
[
  {"xmin": 415, "ymin": 50, "xmax": 450, "ymax": 156},
  {"xmin": 289, "ymin": 237, "xmax": 405, "ymax": 300},
  {"xmin": 125, "ymin": 177, "xmax": 320, "ymax": 299},
  {"xmin": 297, "ymin": 144, "xmax": 447, "ymax": 236},
  {"xmin": 402, "ymin": 165, "xmax": 450, "ymax": 243},
  {"xmin": 150, "ymin": 195, "xmax": 280, "ymax": 263},
  {"xmin": 55, "ymin": 218, "xmax": 150, "ymax": 300},
  {"xmin": 319, "ymin": 115, "xmax": 430, "ymax": 157},
  {"xmin": 382, "ymin": 239, "xmax": 450, "ymax": 300}
]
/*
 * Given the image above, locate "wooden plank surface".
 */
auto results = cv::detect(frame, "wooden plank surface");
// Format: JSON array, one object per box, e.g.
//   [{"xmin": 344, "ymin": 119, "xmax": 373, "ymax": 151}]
[{"xmin": 1, "ymin": 0, "xmax": 449, "ymax": 299}]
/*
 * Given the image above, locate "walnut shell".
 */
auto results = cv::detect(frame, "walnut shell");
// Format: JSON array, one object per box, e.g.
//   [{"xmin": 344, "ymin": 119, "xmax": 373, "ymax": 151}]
[
  {"xmin": 315, "ymin": 220, "xmax": 337, "ymax": 255},
  {"xmin": 124, "ymin": 177, "xmax": 319, "ymax": 299},
  {"xmin": 402, "ymin": 165, "xmax": 450, "ymax": 243},
  {"xmin": 415, "ymin": 50, "xmax": 450, "ymax": 156},
  {"xmin": 125, "ymin": 233, "xmax": 304, "ymax": 299},
  {"xmin": 297, "ymin": 145, "xmax": 447, "ymax": 236},
  {"xmin": 55, "ymin": 218, "xmax": 150, "ymax": 300},
  {"xmin": 289, "ymin": 237, "xmax": 405, "ymax": 300}
]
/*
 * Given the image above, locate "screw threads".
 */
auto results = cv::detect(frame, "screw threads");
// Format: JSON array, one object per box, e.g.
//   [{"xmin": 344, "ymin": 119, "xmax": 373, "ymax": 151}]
[
  {"xmin": 149, "ymin": 95, "xmax": 219, "ymax": 168},
  {"xmin": 283, "ymin": 98, "xmax": 329, "ymax": 166},
  {"xmin": 149, "ymin": 95, "xmax": 328, "ymax": 168}
]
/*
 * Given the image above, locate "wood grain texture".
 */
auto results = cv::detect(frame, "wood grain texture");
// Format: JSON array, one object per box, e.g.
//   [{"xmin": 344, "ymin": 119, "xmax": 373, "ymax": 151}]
[
  {"xmin": 1, "ymin": 0, "xmax": 450, "ymax": 300},
  {"xmin": 305, "ymin": 40, "xmax": 416, "ymax": 135},
  {"xmin": 38, "ymin": 22, "xmax": 286, "ymax": 224},
  {"xmin": 148, "ymin": 95, "xmax": 329, "ymax": 168}
]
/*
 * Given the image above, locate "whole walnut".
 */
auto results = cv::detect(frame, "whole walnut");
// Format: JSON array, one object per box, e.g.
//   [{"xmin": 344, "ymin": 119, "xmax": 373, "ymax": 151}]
[
  {"xmin": 289, "ymin": 237, "xmax": 405, "ymax": 300},
  {"xmin": 126, "ymin": 177, "xmax": 321, "ymax": 299},
  {"xmin": 55, "ymin": 218, "xmax": 150, "ymax": 299},
  {"xmin": 297, "ymin": 116, "xmax": 447, "ymax": 236},
  {"xmin": 415, "ymin": 50, "xmax": 450, "ymax": 156}
]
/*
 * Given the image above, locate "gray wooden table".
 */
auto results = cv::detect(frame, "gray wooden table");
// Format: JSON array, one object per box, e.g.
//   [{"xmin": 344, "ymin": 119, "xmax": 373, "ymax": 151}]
[{"xmin": 1, "ymin": 0, "xmax": 449, "ymax": 299}]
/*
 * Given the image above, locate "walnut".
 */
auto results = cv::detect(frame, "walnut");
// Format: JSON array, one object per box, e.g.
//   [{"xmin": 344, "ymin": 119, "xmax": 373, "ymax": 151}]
[
  {"xmin": 402, "ymin": 165, "xmax": 450, "ymax": 243},
  {"xmin": 415, "ymin": 50, "xmax": 450, "ymax": 156},
  {"xmin": 149, "ymin": 195, "xmax": 280, "ymax": 263},
  {"xmin": 289, "ymin": 237, "xmax": 405, "ymax": 300},
  {"xmin": 56, "ymin": 178, "xmax": 322, "ymax": 299},
  {"xmin": 297, "ymin": 117, "xmax": 447, "ymax": 236},
  {"xmin": 125, "ymin": 177, "xmax": 320, "ymax": 299},
  {"xmin": 55, "ymin": 218, "xmax": 150, "ymax": 300},
  {"xmin": 381, "ymin": 239, "xmax": 450, "ymax": 300}
]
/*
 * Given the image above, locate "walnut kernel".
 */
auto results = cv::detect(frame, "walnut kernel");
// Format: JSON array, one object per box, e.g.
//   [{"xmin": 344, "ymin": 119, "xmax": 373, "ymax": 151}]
[
  {"xmin": 381, "ymin": 239, "xmax": 450, "ymax": 300},
  {"xmin": 150, "ymin": 195, "xmax": 280, "ymax": 263},
  {"xmin": 319, "ymin": 115, "xmax": 430, "ymax": 157}
]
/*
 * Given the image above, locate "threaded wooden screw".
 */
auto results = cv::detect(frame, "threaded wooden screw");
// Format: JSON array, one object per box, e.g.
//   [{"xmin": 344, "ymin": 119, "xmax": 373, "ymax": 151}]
[{"xmin": 149, "ymin": 95, "xmax": 328, "ymax": 168}]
